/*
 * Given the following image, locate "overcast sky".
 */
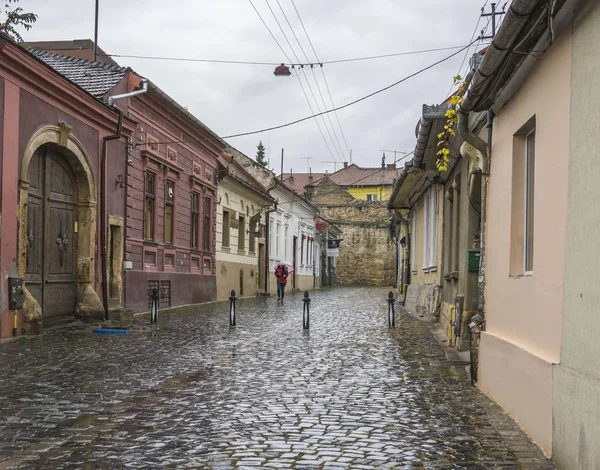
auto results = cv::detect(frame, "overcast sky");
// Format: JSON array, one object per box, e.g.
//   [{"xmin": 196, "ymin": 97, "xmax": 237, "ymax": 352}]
[{"xmin": 20, "ymin": 0, "xmax": 492, "ymax": 174}]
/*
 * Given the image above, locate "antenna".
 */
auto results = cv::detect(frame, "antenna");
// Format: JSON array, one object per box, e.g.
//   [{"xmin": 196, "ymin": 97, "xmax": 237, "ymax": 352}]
[
  {"xmin": 321, "ymin": 161, "xmax": 339, "ymax": 172},
  {"xmin": 380, "ymin": 150, "xmax": 410, "ymax": 163},
  {"xmin": 299, "ymin": 156, "xmax": 313, "ymax": 173}
]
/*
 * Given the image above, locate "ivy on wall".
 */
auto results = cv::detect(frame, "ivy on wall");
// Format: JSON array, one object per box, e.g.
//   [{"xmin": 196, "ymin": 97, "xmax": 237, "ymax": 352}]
[{"xmin": 436, "ymin": 75, "xmax": 466, "ymax": 172}]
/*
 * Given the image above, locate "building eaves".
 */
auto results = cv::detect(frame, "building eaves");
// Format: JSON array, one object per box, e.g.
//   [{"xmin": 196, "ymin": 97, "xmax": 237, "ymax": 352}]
[
  {"xmin": 461, "ymin": 0, "xmax": 575, "ymax": 114},
  {"xmin": 147, "ymin": 81, "xmax": 227, "ymax": 150}
]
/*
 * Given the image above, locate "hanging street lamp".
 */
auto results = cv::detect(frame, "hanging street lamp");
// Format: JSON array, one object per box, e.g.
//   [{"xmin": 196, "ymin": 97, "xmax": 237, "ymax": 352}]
[{"xmin": 274, "ymin": 63, "xmax": 291, "ymax": 76}]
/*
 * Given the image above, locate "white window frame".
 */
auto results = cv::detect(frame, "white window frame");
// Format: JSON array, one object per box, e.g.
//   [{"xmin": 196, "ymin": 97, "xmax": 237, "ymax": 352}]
[
  {"xmin": 276, "ymin": 222, "xmax": 281, "ymax": 257},
  {"xmin": 524, "ymin": 130, "xmax": 535, "ymax": 275},
  {"xmin": 366, "ymin": 194, "xmax": 377, "ymax": 201},
  {"xmin": 422, "ymin": 186, "xmax": 438, "ymax": 269}
]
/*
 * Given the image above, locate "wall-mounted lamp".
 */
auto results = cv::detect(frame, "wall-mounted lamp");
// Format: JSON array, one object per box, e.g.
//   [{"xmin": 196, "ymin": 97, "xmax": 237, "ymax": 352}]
[{"xmin": 115, "ymin": 175, "xmax": 125, "ymax": 188}]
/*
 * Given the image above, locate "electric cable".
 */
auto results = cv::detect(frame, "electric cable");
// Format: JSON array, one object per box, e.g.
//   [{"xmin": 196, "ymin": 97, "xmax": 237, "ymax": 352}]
[
  {"xmin": 103, "ymin": 45, "xmax": 474, "ymax": 68},
  {"xmin": 135, "ymin": 40, "xmax": 477, "ymax": 149},
  {"xmin": 275, "ymin": 0, "xmax": 346, "ymax": 161},
  {"xmin": 250, "ymin": 0, "xmax": 339, "ymax": 162},
  {"xmin": 289, "ymin": 0, "xmax": 350, "ymax": 159},
  {"xmin": 262, "ymin": 0, "xmax": 343, "ymax": 162}
]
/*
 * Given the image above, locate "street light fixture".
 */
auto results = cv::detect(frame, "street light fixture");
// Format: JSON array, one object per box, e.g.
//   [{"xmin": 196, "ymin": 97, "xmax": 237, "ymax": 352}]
[{"xmin": 274, "ymin": 63, "xmax": 291, "ymax": 76}]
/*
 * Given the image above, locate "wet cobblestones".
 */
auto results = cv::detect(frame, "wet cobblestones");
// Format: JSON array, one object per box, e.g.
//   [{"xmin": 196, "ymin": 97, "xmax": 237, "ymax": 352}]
[{"xmin": 0, "ymin": 287, "xmax": 553, "ymax": 469}]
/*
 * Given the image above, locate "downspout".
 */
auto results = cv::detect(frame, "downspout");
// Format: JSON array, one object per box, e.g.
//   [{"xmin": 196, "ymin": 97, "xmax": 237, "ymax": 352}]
[
  {"xmin": 457, "ymin": 70, "xmax": 490, "ymax": 320},
  {"xmin": 102, "ymin": 78, "xmax": 148, "ymax": 319},
  {"xmin": 403, "ymin": 215, "xmax": 411, "ymax": 306},
  {"xmin": 265, "ymin": 202, "xmax": 278, "ymax": 294}
]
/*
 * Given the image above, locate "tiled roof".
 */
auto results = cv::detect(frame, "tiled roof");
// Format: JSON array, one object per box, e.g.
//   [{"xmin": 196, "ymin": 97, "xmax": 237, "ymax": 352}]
[
  {"xmin": 281, "ymin": 173, "xmax": 326, "ymax": 194},
  {"xmin": 329, "ymin": 164, "xmax": 397, "ymax": 187},
  {"xmin": 30, "ymin": 49, "xmax": 129, "ymax": 98}
]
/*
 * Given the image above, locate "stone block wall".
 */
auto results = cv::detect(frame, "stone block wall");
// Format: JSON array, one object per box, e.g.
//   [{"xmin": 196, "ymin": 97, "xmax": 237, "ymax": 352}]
[{"xmin": 319, "ymin": 201, "xmax": 395, "ymax": 287}]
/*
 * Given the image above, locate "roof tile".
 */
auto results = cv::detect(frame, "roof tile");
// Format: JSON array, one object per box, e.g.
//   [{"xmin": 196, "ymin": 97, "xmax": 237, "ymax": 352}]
[{"xmin": 30, "ymin": 49, "xmax": 129, "ymax": 98}]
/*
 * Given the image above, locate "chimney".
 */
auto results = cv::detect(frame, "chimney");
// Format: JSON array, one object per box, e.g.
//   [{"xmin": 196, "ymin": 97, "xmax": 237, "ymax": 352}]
[
  {"xmin": 387, "ymin": 163, "xmax": 396, "ymax": 171},
  {"xmin": 289, "ymin": 168, "xmax": 294, "ymax": 182},
  {"xmin": 382, "ymin": 154, "xmax": 386, "ymax": 168},
  {"xmin": 344, "ymin": 162, "xmax": 348, "ymax": 169},
  {"xmin": 308, "ymin": 167, "xmax": 313, "ymax": 184}
]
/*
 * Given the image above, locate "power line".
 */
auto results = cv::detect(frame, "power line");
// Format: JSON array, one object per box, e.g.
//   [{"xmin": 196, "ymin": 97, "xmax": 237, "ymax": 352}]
[
  {"xmin": 135, "ymin": 40, "xmax": 477, "ymax": 148},
  {"xmin": 249, "ymin": 0, "xmax": 337, "ymax": 162},
  {"xmin": 262, "ymin": 0, "xmax": 342, "ymax": 162},
  {"xmin": 274, "ymin": 0, "xmax": 346, "ymax": 161},
  {"xmin": 247, "ymin": 0, "xmax": 292, "ymax": 63},
  {"xmin": 289, "ymin": 0, "xmax": 350, "ymax": 159},
  {"xmin": 103, "ymin": 44, "xmax": 474, "ymax": 68}
]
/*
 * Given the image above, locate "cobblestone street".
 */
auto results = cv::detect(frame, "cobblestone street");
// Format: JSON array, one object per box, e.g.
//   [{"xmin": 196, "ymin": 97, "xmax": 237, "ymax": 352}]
[{"xmin": 0, "ymin": 287, "xmax": 552, "ymax": 469}]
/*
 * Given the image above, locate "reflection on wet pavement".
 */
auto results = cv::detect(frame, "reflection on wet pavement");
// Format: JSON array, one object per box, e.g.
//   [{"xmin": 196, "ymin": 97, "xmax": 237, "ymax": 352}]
[{"xmin": 0, "ymin": 287, "xmax": 553, "ymax": 469}]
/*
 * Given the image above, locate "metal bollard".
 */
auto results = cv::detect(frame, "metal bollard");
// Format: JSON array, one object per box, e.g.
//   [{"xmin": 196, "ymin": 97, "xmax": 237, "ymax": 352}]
[
  {"xmin": 303, "ymin": 291, "xmax": 310, "ymax": 329},
  {"xmin": 387, "ymin": 291, "xmax": 396, "ymax": 329},
  {"xmin": 12, "ymin": 300, "xmax": 18, "ymax": 337},
  {"xmin": 229, "ymin": 289, "xmax": 237, "ymax": 326},
  {"xmin": 150, "ymin": 287, "xmax": 159, "ymax": 324}
]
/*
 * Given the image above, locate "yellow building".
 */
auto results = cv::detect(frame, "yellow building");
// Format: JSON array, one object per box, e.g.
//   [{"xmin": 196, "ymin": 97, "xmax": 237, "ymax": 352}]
[{"xmin": 328, "ymin": 163, "xmax": 397, "ymax": 201}]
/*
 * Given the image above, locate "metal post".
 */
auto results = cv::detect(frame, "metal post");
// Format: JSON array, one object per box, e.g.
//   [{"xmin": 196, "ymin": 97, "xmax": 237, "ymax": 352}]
[
  {"xmin": 229, "ymin": 289, "xmax": 237, "ymax": 326},
  {"xmin": 150, "ymin": 287, "xmax": 159, "ymax": 324},
  {"xmin": 12, "ymin": 302, "xmax": 18, "ymax": 337},
  {"xmin": 94, "ymin": 0, "xmax": 99, "ymax": 62},
  {"xmin": 388, "ymin": 291, "xmax": 396, "ymax": 329},
  {"xmin": 303, "ymin": 291, "xmax": 310, "ymax": 329}
]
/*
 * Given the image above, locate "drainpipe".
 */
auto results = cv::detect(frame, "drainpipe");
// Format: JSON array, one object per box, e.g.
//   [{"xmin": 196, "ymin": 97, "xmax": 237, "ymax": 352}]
[
  {"xmin": 264, "ymin": 202, "xmax": 278, "ymax": 294},
  {"xmin": 457, "ymin": 71, "xmax": 490, "ymax": 319},
  {"xmin": 102, "ymin": 78, "xmax": 148, "ymax": 319},
  {"xmin": 403, "ymin": 215, "xmax": 411, "ymax": 306}
]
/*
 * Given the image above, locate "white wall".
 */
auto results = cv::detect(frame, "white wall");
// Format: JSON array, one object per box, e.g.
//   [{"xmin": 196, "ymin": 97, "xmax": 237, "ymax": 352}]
[{"xmin": 269, "ymin": 185, "xmax": 317, "ymax": 279}]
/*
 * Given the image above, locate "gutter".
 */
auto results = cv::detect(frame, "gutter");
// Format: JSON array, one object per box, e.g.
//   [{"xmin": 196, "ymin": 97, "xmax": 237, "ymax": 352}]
[{"xmin": 102, "ymin": 78, "xmax": 148, "ymax": 319}]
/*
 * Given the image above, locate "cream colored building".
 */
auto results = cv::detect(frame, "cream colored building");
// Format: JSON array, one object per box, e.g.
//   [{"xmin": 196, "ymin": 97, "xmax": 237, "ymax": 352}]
[
  {"xmin": 215, "ymin": 154, "xmax": 274, "ymax": 300},
  {"xmin": 458, "ymin": 0, "xmax": 598, "ymax": 462}
]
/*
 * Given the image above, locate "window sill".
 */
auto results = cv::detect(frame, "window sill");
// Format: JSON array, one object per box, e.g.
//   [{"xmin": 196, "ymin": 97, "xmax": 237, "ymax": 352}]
[
  {"xmin": 144, "ymin": 240, "xmax": 158, "ymax": 247},
  {"xmin": 222, "ymin": 246, "xmax": 230, "ymax": 252},
  {"xmin": 423, "ymin": 266, "xmax": 438, "ymax": 273},
  {"xmin": 237, "ymin": 249, "xmax": 246, "ymax": 255}
]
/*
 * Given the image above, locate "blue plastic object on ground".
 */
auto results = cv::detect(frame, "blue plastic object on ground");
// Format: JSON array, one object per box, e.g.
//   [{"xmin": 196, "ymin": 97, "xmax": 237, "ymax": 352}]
[{"xmin": 92, "ymin": 328, "xmax": 130, "ymax": 335}]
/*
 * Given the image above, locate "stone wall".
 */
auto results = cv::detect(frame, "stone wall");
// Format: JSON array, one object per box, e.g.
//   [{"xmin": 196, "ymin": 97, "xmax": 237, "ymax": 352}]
[
  {"xmin": 319, "ymin": 201, "xmax": 395, "ymax": 287},
  {"xmin": 405, "ymin": 284, "xmax": 442, "ymax": 320}
]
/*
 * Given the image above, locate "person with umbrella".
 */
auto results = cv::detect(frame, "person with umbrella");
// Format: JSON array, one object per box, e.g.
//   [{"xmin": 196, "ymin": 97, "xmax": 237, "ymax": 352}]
[{"xmin": 274, "ymin": 262, "xmax": 293, "ymax": 302}]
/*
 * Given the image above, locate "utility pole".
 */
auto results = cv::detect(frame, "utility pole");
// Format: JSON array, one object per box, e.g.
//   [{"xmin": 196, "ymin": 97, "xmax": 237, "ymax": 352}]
[
  {"xmin": 481, "ymin": 2, "xmax": 506, "ymax": 40},
  {"xmin": 94, "ymin": 0, "xmax": 99, "ymax": 62},
  {"xmin": 300, "ymin": 157, "xmax": 313, "ymax": 173},
  {"xmin": 380, "ymin": 150, "xmax": 410, "ymax": 164}
]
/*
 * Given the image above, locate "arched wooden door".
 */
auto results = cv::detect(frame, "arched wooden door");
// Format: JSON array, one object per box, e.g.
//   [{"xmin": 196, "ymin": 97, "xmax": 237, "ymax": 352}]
[{"xmin": 26, "ymin": 145, "xmax": 78, "ymax": 317}]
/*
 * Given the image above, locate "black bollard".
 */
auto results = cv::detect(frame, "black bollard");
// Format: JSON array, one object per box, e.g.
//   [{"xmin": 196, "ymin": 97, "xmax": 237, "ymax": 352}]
[
  {"xmin": 388, "ymin": 291, "xmax": 396, "ymax": 329},
  {"xmin": 150, "ymin": 287, "xmax": 159, "ymax": 324},
  {"xmin": 229, "ymin": 289, "xmax": 237, "ymax": 326},
  {"xmin": 303, "ymin": 291, "xmax": 311, "ymax": 329}
]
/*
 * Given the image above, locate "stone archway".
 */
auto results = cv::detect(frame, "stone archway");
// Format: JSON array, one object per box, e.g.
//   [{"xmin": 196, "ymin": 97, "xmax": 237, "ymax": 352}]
[{"xmin": 19, "ymin": 124, "xmax": 103, "ymax": 332}]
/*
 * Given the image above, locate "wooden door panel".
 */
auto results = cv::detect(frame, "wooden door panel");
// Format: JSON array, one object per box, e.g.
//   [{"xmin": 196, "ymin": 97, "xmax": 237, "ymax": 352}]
[
  {"xmin": 42, "ymin": 150, "xmax": 78, "ymax": 317},
  {"xmin": 26, "ymin": 150, "xmax": 44, "ymax": 308},
  {"xmin": 25, "ymin": 146, "xmax": 79, "ymax": 318},
  {"xmin": 45, "ymin": 206, "xmax": 76, "ymax": 279}
]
